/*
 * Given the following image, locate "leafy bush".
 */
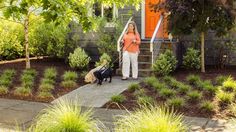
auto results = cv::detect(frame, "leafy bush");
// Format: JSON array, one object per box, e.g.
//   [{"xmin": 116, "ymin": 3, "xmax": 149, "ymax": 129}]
[
  {"xmin": 29, "ymin": 99, "xmax": 101, "ymax": 132},
  {"xmin": 187, "ymin": 91, "xmax": 202, "ymax": 101},
  {"xmin": 95, "ymin": 53, "xmax": 112, "ymax": 67},
  {"xmin": 153, "ymin": 50, "xmax": 177, "ymax": 76},
  {"xmin": 216, "ymin": 90, "xmax": 234, "ymax": 104},
  {"xmin": 68, "ymin": 47, "xmax": 90, "ymax": 69},
  {"xmin": 0, "ymin": 20, "xmax": 24, "ymax": 60},
  {"xmin": 61, "ymin": 81, "xmax": 77, "ymax": 89},
  {"xmin": 159, "ymin": 88, "xmax": 176, "ymax": 98},
  {"xmin": 183, "ymin": 48, "xmax": 200, "ymax": 69},
  {"xmin": 200, "ymin": 101, "xmax": 215, "ymax": 112},
  {"xmin": 215, "ymin": 75, "xmax": 230, "ymax": 86},
  {"xmin": 186, "ymin": 74, "xmax": 201, "ymax": 85},
  {"xmin": 111, "ymin": 95, "xmax": 126, "ymax": 103},
  {"xmin": 62, "ymin": 71, "xmax": 78, "ymax": 82},
  {"xmin": 167, "ymin": 97, "xmax": 185, "ymax": 109},
  {"xmin": 128, "ymin": 83, "xmax": 140, "ymax": 92},
  {"xmin": 137, "ymin": 96, "xmax": 155, "ymax": 106},
  {"xmin": 114, "ymin": 106, "xmax": 187, "ymax": 132}
]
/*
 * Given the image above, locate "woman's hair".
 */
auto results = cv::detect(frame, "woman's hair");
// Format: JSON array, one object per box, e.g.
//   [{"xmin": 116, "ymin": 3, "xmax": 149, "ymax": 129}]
[{"xmin": 126, "ymin": 21, "xmax": 139, "ymax": 35}]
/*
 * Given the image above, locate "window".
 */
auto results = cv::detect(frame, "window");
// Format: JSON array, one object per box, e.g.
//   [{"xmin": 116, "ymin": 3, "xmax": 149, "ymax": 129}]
[{"xmin": 93, "ymin": 3, "xmax": 118, "ymax": 22}]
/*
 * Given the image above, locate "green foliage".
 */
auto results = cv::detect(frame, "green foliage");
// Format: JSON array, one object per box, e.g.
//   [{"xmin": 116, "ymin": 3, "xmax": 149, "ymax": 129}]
[
  {"xmin": 143, "ymin": 76, "xmax": 158, "ymax": 86},
  {"xmin": 137, "ymin": 96, "xmax": 155, "ymax": 106},
  {"xmin": 95, "ymin": 53, "xmax": 112, "ymax": 67},
  {"xmin": 153, "ymin": 82, "xmax": 168, "ymax": 91},
  {"xmin": 183, "ymin": 48, "xmax": 200, "ymax": 69},
  {"xmin": 128, "ymin": 83, "xmax": 140, "ymax": 92},
  {"xmin": 159, "ymin": 88, "xmax": 176, "ymax": 98},
  {"xmin": 216, "ymin": 90, "xmax": 234, "ymax": 104},
  {"xmin": 167, "ymin": 97, "xmax": 185, "ymax": 109},
  {"xmin": 38, "ymin": 91, "xmax": 53, "ymax": 98},
  {"xmin": 41, "ymin": 78, "xmax": 55, "ymax": 85},
  {"xmin": 215, "ymin": 75, "xmax": 230, "ymax": 86},
  {"xmin": 134, "ymin": 89, "xmax": 146, "ymax": 97},
  {"xmin": 29, "ymin": 99, "xmax": 101, "ymax": 132},
  {"xmin": 0, "ymin": 86, "xmax": 8, "ymax": 94},
  {"xmin": 111, "ymin": 95, "xmax": 126, "ymax": 103},
  {"xmin": 222, "ymin": 77, "xmax": 236, "ymax": 92},
  {"xmin": 61, "ymin": 81, "xmax": 77, "ymax": 89},
  {"xmin": 62, "ymin": 71, "xmax": 78, "ymax": 82},
  {"xmin": 39, "ymin": 84, "xmax": 54, "ymax": 93},
  {"xmin": 0, "ymin": 20, "xmax": 24, "ymax": 60},
  {"xmin": 68, "ymin": 47, "xmax": 91, "ymax": 69},
  {"xmin": 44, "ymin": 68, "xmax": 57, "ymax": 80},
  {"xmin": 153, "ymin": 50, "xmax": 177, "ymax": 76},
  {"xmin": 187, "ymin": 91, "xmax": 202, "ymax": 101},
  {"xmin": 186, "ymin": 74, "xmax": 201, "ymax": 86},
  {"xmin": 14, "ymin": 87, "xmax": 31, "ymax": 96},
  {"xmin": 200, "ymin": 101, "xmax": 214, "ymax": 112},
  {"xmin": 114, "ymin": 106, "xmax": 187, "ymax": 132},
  {"xmin": 178, "ymin": 84, "xmax": 191, "ymax": 94}
]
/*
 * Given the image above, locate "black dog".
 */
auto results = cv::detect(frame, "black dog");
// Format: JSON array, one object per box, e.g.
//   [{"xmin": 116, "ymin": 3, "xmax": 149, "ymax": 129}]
[{"xmin": 94, "ymin": 67, "xmax": 112, "ymax": 85}]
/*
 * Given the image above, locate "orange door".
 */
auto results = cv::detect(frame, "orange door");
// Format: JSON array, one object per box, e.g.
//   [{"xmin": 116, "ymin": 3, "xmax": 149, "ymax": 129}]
[{"xmin": 145, "ymin": 0, "xmax": 168, "ymax": 38}]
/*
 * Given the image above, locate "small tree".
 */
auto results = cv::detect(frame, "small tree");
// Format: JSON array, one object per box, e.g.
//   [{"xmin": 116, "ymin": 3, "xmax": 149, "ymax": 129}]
[{"xmin": 151, "ymin": 0, "xmax": 235, "ymax": 72}]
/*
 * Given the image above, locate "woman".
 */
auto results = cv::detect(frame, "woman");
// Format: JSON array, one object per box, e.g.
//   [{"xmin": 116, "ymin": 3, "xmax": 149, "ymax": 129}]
[{"xmin": 121, "ymin": 21, "xmax": 141, "ymax": 80}]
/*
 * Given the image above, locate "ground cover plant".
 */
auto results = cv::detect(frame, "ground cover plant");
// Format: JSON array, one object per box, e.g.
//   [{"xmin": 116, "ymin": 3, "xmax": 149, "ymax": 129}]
[
  {"xmin": 0, "ymin": 69, "xmax": 16, "ymax": 94},
  {"xmin": 104, "ymin": 70, "xmax": 236, "ymax": 118}
]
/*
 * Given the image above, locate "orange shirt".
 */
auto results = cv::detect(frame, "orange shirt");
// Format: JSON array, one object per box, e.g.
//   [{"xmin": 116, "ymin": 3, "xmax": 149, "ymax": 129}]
[{"xmin": 123, "ymin": 32, "xmax": 141, "ymax": 53}]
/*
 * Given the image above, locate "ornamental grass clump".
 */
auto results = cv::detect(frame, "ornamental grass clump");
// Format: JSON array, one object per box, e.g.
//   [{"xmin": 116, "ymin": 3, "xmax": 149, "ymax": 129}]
[
  {"xmin": 134, "ymin": 89, "xmax": 146, "ymax": 97},
  {"xmin": 186, "ymin": 74, "xmax": 201, "ymax": 86},
  {"xmin": 200, "ymin": 101, "xmax": 215, "ymax": 112},
  {"xmin": 159, "ymin": 88, "xmax": 176, "ymax": 98},
  {"xmin": 152, "ymin": 82, "xmax": 168, "ymax": 91},
  {"xmin": 216, "ymin": 90, "xmax": 234, "ymax": 104},
  {"xmin": 215, "ymin": 75, "xmax": 230, "ymax": 86},
  {"xmin": 222, "ymin": 77, "xmax": 236, "ymax": 92},
  {"xmin": 187, "ymin": 91, "xmax": 202, "ymax": 102},
  {"xmin": 229, "ymin": 103, "xmax": 236, "ymax": 116},
  {"xmin": 114, "ymin": 105, "xmax": 187, "ymax": 132},
  {"xmin": 44, "ymin": 68, "xmax": 57, "ymax": 80},
  {"xmin": 166, "ymin": 97, "xmax": 185, "ymax": 109},
  {"xmin": 0, "ymin": 69, "xmax": 16, "ymax": 94},
  {"xmin": 143, "ymin": 76, "xmax": 158, "ymax": 86},
  {"xmin": 137, "ymin": 96, "xmax": 155, "ymax": 106},
  {"xmin": 128, "ymin": 83, "xmax": 141, "ymax": 92},
  {"xmin": 177, "ymin": 84, "xmax": 191, "ymax": 94},
  {"xmin": 61, "ymin": 71, "xmax": 78, "ymax": 89},
  {"xmin": 111, "ymin": 95, "xmax": 126, "ymax": 103},
  {"xmin": 29, "ymin": 99, "xmax": 102, "ymax": 132}
]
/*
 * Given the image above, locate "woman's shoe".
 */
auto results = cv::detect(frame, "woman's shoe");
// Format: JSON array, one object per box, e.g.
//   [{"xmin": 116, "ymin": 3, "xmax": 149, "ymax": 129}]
[{"xmin": 121, "ymin": 77, "xmax": 128, "ymax": 80}]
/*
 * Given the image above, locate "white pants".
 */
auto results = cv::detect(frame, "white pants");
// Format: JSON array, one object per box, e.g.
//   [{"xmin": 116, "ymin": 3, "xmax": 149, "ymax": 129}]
[{"xmin": 122, "ymin": 51, "xmax": 138, "ymax": 78}]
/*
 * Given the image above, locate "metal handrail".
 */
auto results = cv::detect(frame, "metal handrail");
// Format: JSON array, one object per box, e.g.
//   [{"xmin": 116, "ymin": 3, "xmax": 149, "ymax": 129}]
[
  {"xmin": 150, "ymin": 15, "xmax": 164, "ymax": 66},
  {"xmin": 117, "ymin": 17, "xmax": 133, "ymax": 51}
]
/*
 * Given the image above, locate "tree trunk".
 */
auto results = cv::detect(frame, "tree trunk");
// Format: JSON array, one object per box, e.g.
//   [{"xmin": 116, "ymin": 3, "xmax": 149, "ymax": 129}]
[
  {"xmin": 24, "ymin": 15, "xmax": 30, "ymax": 69},
  {"xmin": 201, "ymin": 32, "xmax": 205, "ymax": 73}
]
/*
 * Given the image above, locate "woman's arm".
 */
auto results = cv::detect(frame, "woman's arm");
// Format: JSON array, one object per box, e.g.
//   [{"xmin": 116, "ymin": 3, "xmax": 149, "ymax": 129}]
[{"xmin": 135, "ymin": 33, "xmax": 141, "ymax": 45}]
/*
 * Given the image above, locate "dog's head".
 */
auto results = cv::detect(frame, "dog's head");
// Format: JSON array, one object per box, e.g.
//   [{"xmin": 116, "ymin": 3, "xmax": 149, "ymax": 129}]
[{"xmin": 84, "ymin": 73, "xmax": 93, "ymax": 83}]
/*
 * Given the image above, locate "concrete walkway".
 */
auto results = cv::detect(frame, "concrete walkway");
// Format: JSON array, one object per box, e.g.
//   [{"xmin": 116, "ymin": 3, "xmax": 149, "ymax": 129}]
[{"xmin": 52, "ymin": 76, "xmax": 139, "ymax": 107}]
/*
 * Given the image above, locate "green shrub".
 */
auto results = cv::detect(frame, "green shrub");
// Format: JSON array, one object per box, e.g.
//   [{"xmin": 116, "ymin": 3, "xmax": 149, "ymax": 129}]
[
  {"xmin": 61, "ymin": 80, "xmax": 77, "ymax": 89},
  {"xmin": 111, "ymin": 95, "xmax": 126, "ymax": 103},
  {"xmin": 29, "ymin": 99, "xmax": 101, "ymax": 132},
  {"xmin": 143, "ymin": 76, "xmax": 158, "ymax": 86},
  {"xmin": 41, "ymin": 78, "xmax": 55, "ymax": 85},
  {"xmin": 0, "ymin": 86, "xmax": 8, "ymax": 94},
  {"xmin": 152, "ymin": 50, "xmax": 177, "ymax": 76},
  {"xmin": 159, "ymin": 88, "xmax": 176, "ymax": 98},
  {"xmin": 44, "ymin": 68, "xmax": 57, "ymax": 80},
  {"xmin": 215, "ymin": 75, "xmax": 230, "ymax": 85},
  {"xmin": 186, "ymin": 74, "xmax": 201, "ymax": 86},
  {"xmin": 128, "ymin": 83, "xmax": 140, "ymax": 92},
  {"xmin": 187, "ymin": 91, "xmax": 202, "ymax": 101},
  {"xmin": 137, "ymin": 96, "xmax": 155, "ymax": 106},
  {"xmin": 216, "ymin": 90, "xmax": 234, "ymax": 104},
  {"xmin": 114, "ymin": 106, "xmax": 187, "ymax": 132},
  {"xmin": 167, "ymin": 97, "xmax": 185, "ymax": 109},
  {"xmin": 38, "ymin": 91, "xmax": 53, "ymax": 98},
  {"xmin": 14, "ymin": 87, "xmax": 31, "ymax": 96},
  {"xmin": 222, "ymin": 77, "xmax": 236, "ymax": 92},
  {"xmin": 200, "ymin": 101, "xmax": 214, "ymax": 112},
  {"xmin": 39, "ymin": 83, "xmax": 54, "ymax": 92},
  {"xmin": 62, "ymin": 71, "xmax": 78, "ymax": 81},
  {"xmin": 68, "ymin": 47, "xmax": 91, "ymax": 69},
  {"xmin": 183, "ymin": 48, "xmax": 200, "ymax": 69},
  {"xmin": 95, "ymin": 53, "xmax": 112, "ymax": 67}
]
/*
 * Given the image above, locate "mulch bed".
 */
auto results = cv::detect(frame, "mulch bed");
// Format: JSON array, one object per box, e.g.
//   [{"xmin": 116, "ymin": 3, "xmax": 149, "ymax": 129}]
[
  {"xmin": 0, "ymin": 57, "xmax": 91, "ymax": 103},
  {"xmin": 103, "ymin": 66, "xmax": 236, "ymax": 119}
]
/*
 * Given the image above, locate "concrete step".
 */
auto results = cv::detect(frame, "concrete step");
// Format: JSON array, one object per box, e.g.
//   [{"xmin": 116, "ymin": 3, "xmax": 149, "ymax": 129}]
[
  {"xmin": 139, "ymin": 62, "xmax": 152, "ymax": 69},
  {"xmin": 138, "ymin": 55, "xmax": 152, "ymax": 62},
  {"xmin": 139, "ymin": 48, "xmax": 151, "ymax": 55},
  {"xmin": 116, "ymin": 68, "xmax": 153, "ymax": 77}
]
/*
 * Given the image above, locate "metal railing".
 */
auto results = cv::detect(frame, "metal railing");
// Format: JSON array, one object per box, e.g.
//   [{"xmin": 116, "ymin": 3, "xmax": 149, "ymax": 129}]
[
  {"xmin": 117, "ymin": 16, "xmax": 133, "ymax": 67},
  {"xmin": 150, "ymin": 15, "xmax": 164, "ymax": 66}
]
